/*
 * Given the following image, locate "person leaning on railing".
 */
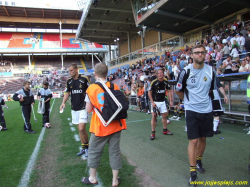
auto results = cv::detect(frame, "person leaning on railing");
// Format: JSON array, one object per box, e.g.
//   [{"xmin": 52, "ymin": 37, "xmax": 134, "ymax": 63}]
[{"xmin": 239, "ymin": 59, "xmax": 250, "ymax": 72}]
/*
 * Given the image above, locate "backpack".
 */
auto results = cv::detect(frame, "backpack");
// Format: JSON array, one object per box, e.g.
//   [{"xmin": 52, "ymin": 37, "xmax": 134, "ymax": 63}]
[{"xmin": 94, "ymin": 81, "xmax": 128, "ymax": 127}]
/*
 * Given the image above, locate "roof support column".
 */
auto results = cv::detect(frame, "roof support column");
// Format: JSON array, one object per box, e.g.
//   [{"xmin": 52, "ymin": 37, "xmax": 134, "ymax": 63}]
[
  {"xmin": 127, "ymin": 32, "xmax": 131, "ymax": 61},
  {"xmin": 158, "ymin": 31, "xmax": 162, "ymax": 53},
  {"xmin": 28, "ymin": 54, "xmax": 31, "ymax": 71},
  {"xmin": 179, "ymin": 36, "xmax": 184, "ymax": 47},
  {"xmin": 61, "ymin": 53, "xmax": 64, "ymax": 70},
  {"xmin": 92, "ymin": 53, "xmax": 94, "ymax": 69},
  {"xmin": 141, "ymin": 35, "xmax": 145, "ymax": 57},
  {"xmin": 117, "ymin": 41, "xmax": 120, "ymax": 64},
  {"xmin": 108, "ymin": 43, "xmax": 111, "ymax": 61},
  {"xmin": 103, "ymin": 52, "xmax": 105, "ymax": 65}
]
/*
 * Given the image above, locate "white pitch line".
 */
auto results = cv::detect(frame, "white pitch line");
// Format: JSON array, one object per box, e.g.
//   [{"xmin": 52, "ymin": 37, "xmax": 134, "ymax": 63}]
[
  {"xmin": 18, "ymin": 99, "xmax": 55, "ymax": 187},
  {"xmin": 74, "ymin": 134, "xmax": 80, "ymax": 141},
  {"xmin": 89, "ymin": 170, "xmax": 103, "ymax": 187},
  {"xmin": 71, "ymin": 127, "xmax": 76, "ymax": 131},
  {"xmin": 126, "ymin": 118, "xmax": 152, "ymax": 124},
  {"xmin": 69, "ymin": 122, "xmax": 73, "ymax": 126}
]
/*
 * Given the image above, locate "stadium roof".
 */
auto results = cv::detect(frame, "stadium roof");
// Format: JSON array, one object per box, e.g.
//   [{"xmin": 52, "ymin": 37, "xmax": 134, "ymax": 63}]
[
  {"xmin": 136, "ymin": 0, "xmax": 250, "ymax": 35},
  {"xmin": 0, "ymin": 5, "xmax": 82, "ymax": 30},
  {"xmin": 76, "ymin": 0, "xmax": 250, "ymax": 45},
  {"xmin": 76, "ymin": 0, "xmax": 140, "ymax": 45}
]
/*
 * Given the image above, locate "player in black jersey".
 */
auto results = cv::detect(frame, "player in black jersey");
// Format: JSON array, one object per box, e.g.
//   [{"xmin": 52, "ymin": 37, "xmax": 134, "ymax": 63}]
[
  {"xmin": 60, "ymin": 64, "xmax": 91, "ymax": 157},
  {"xmin": 148, "ymin": 69, "xmax": 173, "ymax": 140}
]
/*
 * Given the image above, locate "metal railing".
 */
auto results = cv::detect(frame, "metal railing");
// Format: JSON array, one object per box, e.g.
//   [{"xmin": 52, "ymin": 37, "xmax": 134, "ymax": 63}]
[{"xmin": 107, "ymin": 37, "xmax": 179, "ymax": 67}]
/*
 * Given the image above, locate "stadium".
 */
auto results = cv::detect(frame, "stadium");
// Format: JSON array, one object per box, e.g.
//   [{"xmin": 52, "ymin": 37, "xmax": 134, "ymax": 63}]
[{"xmin": 0, "ymin": 0, "xmax": 250, "ymax": 187}]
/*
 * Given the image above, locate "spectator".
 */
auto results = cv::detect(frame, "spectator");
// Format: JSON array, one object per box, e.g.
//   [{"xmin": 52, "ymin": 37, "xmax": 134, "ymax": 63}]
[
  {"xmin": 221, "ymin": 43, "xmax": 230, "ymax": 58},
  {"xmin": 173, "ymin": 62, "xmax": 180, "ymax": 80},
  {"xmin": 245, "ymin": 35, "xmax": 250, "ymax": 57},
  {"xmin": 239, "ymin": 60, "xmax": 250, "ymax": 73},
  {"xmin": 83, "ymin": 63, "xmax": 126, "ymax": 186},
  {"xmin": 239, "ymin": 33, "xmax": 245, "ymax": 52},
  {"xmin": 222, "ymin": 56, "xmax": 233, "ymax": 74},
  {"xmin": 215, "ymin": 49, "xmax": 222, "ymax": 68},
  {"xmin": 179, "ymin": 57, "xmax": 187, "ymax": 71},
  {"xmin": 188, "ymin": 58, "xmax": 193, "ymax": 64},
  {"xmin": 230, "ymin": 45, "xmax": 239, "ymax": 60},
  {"xmin": 137, "ymin": 82, "xmax": 145, "ymax": 112}
]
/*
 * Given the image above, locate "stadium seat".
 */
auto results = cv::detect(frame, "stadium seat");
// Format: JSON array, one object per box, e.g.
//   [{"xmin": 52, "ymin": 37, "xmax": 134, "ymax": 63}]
[
  {"xmin": 43, "ymin": 33, "xmax": 60, "ymax": 41},
  {"xmin": 8, "ymin": 39, "xmax": 33, "ymax": 48},
  {"xmin": 0, "ymin": 33, "xmax": 12, "ymax": 40},
  {"xmin": 62, "ymin": 39, "xmax": 80, "ymax": 48}
]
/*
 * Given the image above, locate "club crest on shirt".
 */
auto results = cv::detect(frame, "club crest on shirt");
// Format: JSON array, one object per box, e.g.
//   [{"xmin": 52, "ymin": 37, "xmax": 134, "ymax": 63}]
[
  {"xmin": 176, "ymin": 83, "xmax": 182, "ymax": 89},
  {"xmin": 79, "ymin": 84, "xmax": 82, "ymax": 88},
  {"xmin": 203, "ymin": 76, "xmax": 207, "ymax": 81}
]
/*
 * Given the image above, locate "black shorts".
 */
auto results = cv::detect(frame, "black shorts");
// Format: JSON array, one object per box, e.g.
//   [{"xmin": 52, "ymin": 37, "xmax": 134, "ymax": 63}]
[
  {"xmin": 213, "ymin": 111, "xmax": 224, "ymax": 117},
  {"xmin": 186, "ymin": 110, "xmax": 213, "ymax": 140}
]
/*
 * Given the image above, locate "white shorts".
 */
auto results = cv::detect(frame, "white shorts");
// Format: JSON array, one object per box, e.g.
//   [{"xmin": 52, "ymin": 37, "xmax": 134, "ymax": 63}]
[
  {"xmin": 151, "ymin": 101, "xmax": 168, "ymax": 113},
  {"xmin": 71, "ymin": 109, "xmax": 88, "ymax": 125}
]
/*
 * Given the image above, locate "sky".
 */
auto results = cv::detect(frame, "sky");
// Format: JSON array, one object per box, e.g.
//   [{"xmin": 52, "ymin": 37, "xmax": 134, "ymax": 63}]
[{"xmin": 4, "ymin": 0, "xmax": 86, "ymax": 10}]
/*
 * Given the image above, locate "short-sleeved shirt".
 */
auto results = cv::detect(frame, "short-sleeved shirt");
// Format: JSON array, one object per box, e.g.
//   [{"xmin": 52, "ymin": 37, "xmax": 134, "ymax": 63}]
[
  {"xmin": 66, "ymin": 74, "xmax": 90, "ymax": 111},
  {"xmin": 37, "ymin": 88, "xmax": 52, "ymax": 102},
  {"xmin": 176, "ymin": 64, "xmax": 215, "ymax": 113},
  {"xmin": 149, "ymin": 78, "xmax": 170, "ymax": 102}
]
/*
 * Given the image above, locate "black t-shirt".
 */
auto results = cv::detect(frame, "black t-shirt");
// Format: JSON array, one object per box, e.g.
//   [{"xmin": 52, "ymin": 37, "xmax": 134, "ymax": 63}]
[
  {"xmin": 144, "ymin": 70, "xmax": 149, "ymax": 76},
  {"xmin": 149, "ymin": 78, "xmax": 170, "ymax": 102},
  {"xmin": 66, "ymin": 75, "xmax": 90, "ymax": 111}
]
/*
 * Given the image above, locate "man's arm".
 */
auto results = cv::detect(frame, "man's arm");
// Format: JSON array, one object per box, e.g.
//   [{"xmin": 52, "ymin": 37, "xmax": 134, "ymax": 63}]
[
  {"xmin": 46, "ymin": 93, "xmax": 53, "ymax": 102},
  {"xmin": 60, "ymin": 92, "xmax": 70, "ymax": 110},
  {"xmin": 219, "ymin": 87, "xmax": 228, "ymax": 104},
  {"xmin": 175, "ymin": 90, "xmax": 184, "ymax": 101},
  {"xmin": 175, "ymin": 69, "xmax": 186, "ymax": 101},
  {"xmin": 45, "ymin": 90, "xmax": 53, "ymax": 103},
  {"xmin": 148, "ymin": 90, "xmax": 156, "ymax": 108},
  {"xmin": 85, "ymin": 94, "xmax": 93, "ymax": 113}
]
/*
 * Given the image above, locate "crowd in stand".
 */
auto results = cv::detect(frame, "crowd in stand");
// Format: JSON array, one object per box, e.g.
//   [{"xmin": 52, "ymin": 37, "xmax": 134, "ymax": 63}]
[
  {"xmin": 0, "ymin": 60, "xmax": 13, "ymax": 73},
  {"xmin": 24, "ymin": 71, "xmax": 62, "ymax": 92},
  {"xmin": 108, "ymin": 20, "xmax": 250, "ymax": 111}
]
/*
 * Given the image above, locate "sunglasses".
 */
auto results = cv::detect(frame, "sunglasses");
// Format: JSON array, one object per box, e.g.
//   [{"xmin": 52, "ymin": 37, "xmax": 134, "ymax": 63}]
[{"xmin": 193, "ymin": 51, "xmax": 206, "ymax": 55}]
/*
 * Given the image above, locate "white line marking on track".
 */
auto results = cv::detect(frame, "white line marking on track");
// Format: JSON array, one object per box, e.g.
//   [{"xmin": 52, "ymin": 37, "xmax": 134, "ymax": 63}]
[
  {"xmin": 71, "ymin": 127, "xmax": 76, "ymax": 131},
  {"xmin": 74, "ymin": 134, "xmax": 80, "ymax": 141},
  {"xmin": 126, "ymin": 118, "xmax": 152, "ymax": 123},
  {"xmin": 18, "ymin": 99, "xmax": 55, "ymax": 187}
]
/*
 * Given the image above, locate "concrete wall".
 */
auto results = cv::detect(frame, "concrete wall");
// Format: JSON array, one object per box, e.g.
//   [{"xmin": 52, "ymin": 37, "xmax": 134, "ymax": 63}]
[
  {"xmin": 144, "ymin": 31, "xmax": 158, "ymax": 46},
  {"xmin": 120, "ymin": 42, "xmax": 128, "ymax": 56},
  {"xmin": 162, "ymin": 33, "xmax": 175, "ymax": 40},
  {"xmin": 119, "ymin": 31, "xmax": 175, "ymax": 56}
]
